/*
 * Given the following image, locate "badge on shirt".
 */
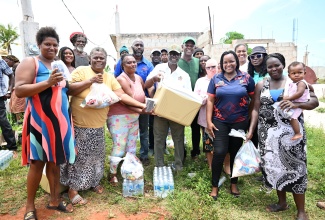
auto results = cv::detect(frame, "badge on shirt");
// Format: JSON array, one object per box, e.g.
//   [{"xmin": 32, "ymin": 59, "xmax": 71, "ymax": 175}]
[
  {"xmin": 178, "ymin": 76, "xmax": 183, "ymax": 81},
  {"xmin": 216, "ymin": 80, "xmax": 225, "ymax": 87}
]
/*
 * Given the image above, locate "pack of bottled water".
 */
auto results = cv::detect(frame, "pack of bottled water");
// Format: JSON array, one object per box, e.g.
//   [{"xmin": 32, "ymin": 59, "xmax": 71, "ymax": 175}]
[
  {"xmin": 122, "ymin": 178, "xmax": 144, "ymax": 197},
  {"xmin": 153, "ymin": 166, "xmax": 174, "ymax": 198},
  {"xmin": 0, "ymin": 150, "xmax": 14, "ymax": 170}
]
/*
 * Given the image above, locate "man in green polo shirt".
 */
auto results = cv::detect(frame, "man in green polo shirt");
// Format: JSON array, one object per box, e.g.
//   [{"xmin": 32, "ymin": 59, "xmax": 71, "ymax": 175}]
[{"xmin": 178, "ymin": 37, "xmax": 201, "ymax": 160}]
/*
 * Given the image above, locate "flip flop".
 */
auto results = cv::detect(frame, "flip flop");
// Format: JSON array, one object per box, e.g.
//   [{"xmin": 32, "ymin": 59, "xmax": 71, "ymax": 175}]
[
  {"xmin": 24, "ymin": 210, "xmax": 37, "ymax": 220},
  {"xmin": 93, "ymin": 185, "xmax": 104, "ymax": 194},
  {"xmin": 266, "ymin": 203, "xmax": 289, "ymax": 212},
  {"xmin": 62, "ymin": 193, "xmax": 88, "ymax": 206},
  {"xmin": 46, "ymin": 201, "xmax": 73, "ymax": 213},
  {"xmin": 70, "ymin": 194, "xmax": 88, "ymax": 206}
]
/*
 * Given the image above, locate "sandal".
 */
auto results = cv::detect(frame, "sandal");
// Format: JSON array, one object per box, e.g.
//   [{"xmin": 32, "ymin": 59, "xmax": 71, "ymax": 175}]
[
  {"xmin": 93, "ymin": 185, "xmax": 104, "ymax": 194},
  {"xmin": 109, "ymin": 176, "xmax": 118, "ymax": 186},
  {"xmin": 266, "ymin": 203, "xmax": 289, "ymax": 212},
  {"xmin": 70, "ymin": 194, "xmax": 88, "ymax": 206},
  {"xmin": 24, "ymin": 210, "xmax": 37, "ymax": 220},
  {"xmin": 46, "ymin": 201, "xmax": 73, "ymax": 213}
]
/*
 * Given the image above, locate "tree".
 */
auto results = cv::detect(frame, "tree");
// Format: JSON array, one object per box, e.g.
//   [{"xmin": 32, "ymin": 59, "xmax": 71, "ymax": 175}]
[
  {"xmin": 219, "ymin": 31, "xmax": 244, "ymax": 44},
  {"xmin": 0, "ymin": 24, "xmax": 19, "ymax": 55}
]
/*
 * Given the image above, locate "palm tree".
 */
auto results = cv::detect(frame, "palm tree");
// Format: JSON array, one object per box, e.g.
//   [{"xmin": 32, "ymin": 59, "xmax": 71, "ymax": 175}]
[{"xmin": 0, "ymin": 24, "xmax": 19, "ymax": 55}]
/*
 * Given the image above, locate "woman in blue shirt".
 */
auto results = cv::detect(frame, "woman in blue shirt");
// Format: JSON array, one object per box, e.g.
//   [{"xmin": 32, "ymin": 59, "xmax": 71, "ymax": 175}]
[{"xmin": 206, "ymin": 50, "xmax": 255, "ymax": 200}]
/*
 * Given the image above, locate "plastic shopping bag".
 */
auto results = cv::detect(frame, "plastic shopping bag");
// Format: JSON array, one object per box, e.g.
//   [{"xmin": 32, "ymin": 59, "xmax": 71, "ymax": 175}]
[
  {"xmin": 228, "ymin": 129, "xmax": 261, "ymax": 178},
  {"xmin": 80, "ymin": 83, "xmax": 120, "ymax": 108},
  {"xmin": 120, "ymin": 152, "xmax": 144, "ymax": 180},
  {"xmin": 272, "ymin": 102, "xmax": 294, "ymax": 119}
]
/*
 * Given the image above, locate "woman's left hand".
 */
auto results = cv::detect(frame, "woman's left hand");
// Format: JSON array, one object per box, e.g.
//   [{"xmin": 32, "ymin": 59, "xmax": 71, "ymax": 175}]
[{"xmin": 90, "ymin": 74, "xmax": 103, "ymax": 84}]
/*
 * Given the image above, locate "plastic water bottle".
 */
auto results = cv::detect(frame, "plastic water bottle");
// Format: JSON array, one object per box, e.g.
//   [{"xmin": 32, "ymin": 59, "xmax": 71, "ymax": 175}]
[
  {"xmin": 218, "ymin": 176, "xmax": 227, "ymax": 187},
  {"xmin": 0, "ymin": 150, "xmax": 13, "ymax": 170},
  {"xmin": 157, "ymin": 178, "xmax": 163, "ymax": 197},
  {"xmin": 153, "ymin": 174, "xmax": 158, "ymax": 197},
  {"xmin": 128, "ymin": 180, "xmax": 135, "ymax": 196},
  {"xmin": 123, "ymin": 179, "xmax": 129, "ymax": 197},
  {"xmin": 162, "ymin": 176, "xmax": 169, "ymax": 198},
  {"xmin": 138, "ymin": 178, "xmax": 144, "ymax": 195}
]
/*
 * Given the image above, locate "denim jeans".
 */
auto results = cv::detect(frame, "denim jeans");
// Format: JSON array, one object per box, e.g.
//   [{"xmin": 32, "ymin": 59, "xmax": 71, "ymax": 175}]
[{"xmin": 139, "ymin": 114, "xmax": 149, "ymax": 159}]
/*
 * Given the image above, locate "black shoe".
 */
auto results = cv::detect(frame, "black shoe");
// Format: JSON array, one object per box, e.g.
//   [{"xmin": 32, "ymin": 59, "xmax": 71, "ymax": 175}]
[{"xmin": 140, "ymin": 157, "xmax": 150, "ymax": 166}]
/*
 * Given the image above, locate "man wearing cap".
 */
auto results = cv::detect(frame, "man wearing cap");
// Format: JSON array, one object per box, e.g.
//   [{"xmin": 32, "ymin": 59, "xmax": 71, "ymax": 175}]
[
  {"xmin": 119, "ymin": 45, "xmax": 129, "ymax": 56},
  {"xmin": 150, "ymin": 49, "xmax": 161, "ymax": 67},
  {"xmin": 114, "ymin": 46, "xmax": 129, "ymax": 71},
  {"xmin": 114, "ymin": 39, "xmax": 154, "ymax": 165},
  {"xmin": 193, "ymin": 48, "xmax": 204, "ymax": 59},
  {"xmin": 70, "ymin": 32, "xmax": 89, "ymax": 67},
  {"xmin": 144, "ymin": 45, "xmax": 191, "ymax": 171},
  {"xmin": 178, "ymin": 37, "xmax": 201, "ymax": 160},
  {"xmin": 0, "ymin": 57, "xmax": 17, "ymax": 152},
  {"xmin": 148, "ymin": 49, "xmax": 170, "ymax": 157},
  {"xmin": 148, "ymin": 49, "xmax": 160, "ymax": 157},
  {"xmin": 160, "ymin": 49, "xmax": 168, "ymax": 63}
]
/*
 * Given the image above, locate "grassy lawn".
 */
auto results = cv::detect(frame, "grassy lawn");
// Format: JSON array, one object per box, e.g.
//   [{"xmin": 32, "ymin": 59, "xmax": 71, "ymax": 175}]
[{"xmin": 1, "ymin": 126, "xmax": 325, "ymax": 219}]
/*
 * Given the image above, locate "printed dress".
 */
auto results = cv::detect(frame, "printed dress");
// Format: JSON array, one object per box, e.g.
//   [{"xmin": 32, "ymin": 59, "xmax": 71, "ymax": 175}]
[
  {"xmin": 258, "ymin": 79, "xmax": 307, "ymax": 194},
  {"xmin": 22, "ymin": 58, "xmax": 76, "ymax": 165}
]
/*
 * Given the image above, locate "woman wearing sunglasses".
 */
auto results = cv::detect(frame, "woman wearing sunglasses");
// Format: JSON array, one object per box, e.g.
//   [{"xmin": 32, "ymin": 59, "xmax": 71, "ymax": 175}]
[{"xmin": 247, "ymin": 46, "xmax": 269, "ymax": 150}]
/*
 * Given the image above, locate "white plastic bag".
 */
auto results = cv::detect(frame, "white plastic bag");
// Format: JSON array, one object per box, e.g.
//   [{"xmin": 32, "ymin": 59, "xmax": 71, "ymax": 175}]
[
  {"xmin": 80, "ymin": 83, "xmax": 120, "ymax": 108},
  {"xmin": 272, "ymin": 102, "xmax": 294, "ymax": 119},
  {"xmin": 228, "ymin": 129, "xmax": 261, "ymax": 178},
  {"xmin": 120, "ymin": 152, "xmax": 144, "ymax": 180},
  {"xmin": 51, "ymin": 60, "xmax": 71, "ymax": 81}
]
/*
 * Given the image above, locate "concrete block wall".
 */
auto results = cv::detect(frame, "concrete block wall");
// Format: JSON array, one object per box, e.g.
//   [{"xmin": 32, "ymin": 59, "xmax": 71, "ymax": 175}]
[
  {"xmin": 111, "ymin": 31, "xmax": 324, "ymax": 80},
  {"xmin": 111, "ymin": 32, "xmax": 202, "ymax": 60}
]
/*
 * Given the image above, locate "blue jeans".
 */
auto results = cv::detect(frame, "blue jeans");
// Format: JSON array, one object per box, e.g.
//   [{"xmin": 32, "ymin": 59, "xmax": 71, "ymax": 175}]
[{"xmin": 139, "ymin": 114, "xmax": 149, "ymax": 159}]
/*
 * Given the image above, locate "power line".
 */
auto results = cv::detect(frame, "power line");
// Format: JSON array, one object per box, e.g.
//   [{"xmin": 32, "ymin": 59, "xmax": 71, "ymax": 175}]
[
  {"xmin": 61, "ymin": 0, "xmax": 84, "ymax": 33},
  {"xmin": 61, "ymin": 0, "xmax": 114, "ymax": 47}
]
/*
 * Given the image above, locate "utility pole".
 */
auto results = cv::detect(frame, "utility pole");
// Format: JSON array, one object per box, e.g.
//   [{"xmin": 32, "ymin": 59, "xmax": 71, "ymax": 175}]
[
  {"xmin": 20, "ymin": 0, "xmax": 39, "ymax": 58},
  {"xmin": 303, "ymin": 45, "xmax": 309, "ymax": 66}
]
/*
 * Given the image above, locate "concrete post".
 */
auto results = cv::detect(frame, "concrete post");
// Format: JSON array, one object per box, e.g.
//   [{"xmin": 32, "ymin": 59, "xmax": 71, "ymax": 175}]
[{"xmin": 20, "ymin": 0, "xmax": 39, "ymax": 58}]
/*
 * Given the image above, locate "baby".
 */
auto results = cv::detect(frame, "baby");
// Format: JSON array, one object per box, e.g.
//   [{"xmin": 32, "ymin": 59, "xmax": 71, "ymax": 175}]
[{"xmin": 283, "ymin": 62, "xmax": 310, "ymax": 140}]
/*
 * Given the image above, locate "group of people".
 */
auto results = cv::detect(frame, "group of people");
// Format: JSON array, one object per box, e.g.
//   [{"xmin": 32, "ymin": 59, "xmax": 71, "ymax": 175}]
[
  {"xmin": 12, "ymin": 25, "xmax": 318, "ymax": 220},
  {"xmin": 205, "ymin": 47, "xmax": 318, "ymax": 220}
]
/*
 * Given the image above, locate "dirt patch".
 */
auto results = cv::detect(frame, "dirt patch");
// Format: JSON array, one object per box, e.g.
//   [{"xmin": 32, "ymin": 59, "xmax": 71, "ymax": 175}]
[{"xmin": 0, "ymin": 194, "xmax": 169, "ymax": 220}]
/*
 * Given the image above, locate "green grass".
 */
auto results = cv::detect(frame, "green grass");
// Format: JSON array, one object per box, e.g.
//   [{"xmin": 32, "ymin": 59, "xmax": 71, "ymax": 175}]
[
  {"xmin": 1, "ymin": 126, "xmax": 325, "ymax": 219},
  {"xmin": 316, "ymin": 108, "xmax": 325, "ymax": 113},
  {"xmin": 319, "ymin": 98, "xmax": 325, "ymax": 103},
  {"xmin": 317, "ymin": 79, "xmax": 325, "ymax": 84}
]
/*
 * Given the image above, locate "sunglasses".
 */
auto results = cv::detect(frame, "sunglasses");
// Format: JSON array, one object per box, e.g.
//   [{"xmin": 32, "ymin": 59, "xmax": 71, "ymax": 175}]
[
  {"xmin": 206, "ymin": 66, "xmax": 216, "ymax": 70},
  {"xmin": 249, "ymin": 54, "xmax": 263, "ymax": 59}
]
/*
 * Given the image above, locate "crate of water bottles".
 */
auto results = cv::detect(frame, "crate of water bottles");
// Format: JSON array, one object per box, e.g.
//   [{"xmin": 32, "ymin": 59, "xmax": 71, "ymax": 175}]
[
  {"xmin": 153, "ymin": 166, "xmax": 174, "ymax": 198},
  {"xmin": 0, "ymin": 150, "xmax": 14, "ymax": 170},
  {"xmin": 122, "ymin": 178, "xmax": 144, "ymax": 197}
]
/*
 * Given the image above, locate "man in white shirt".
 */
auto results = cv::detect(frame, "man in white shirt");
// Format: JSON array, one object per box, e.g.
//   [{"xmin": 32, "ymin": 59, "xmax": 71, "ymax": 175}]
[{"xmin": 145, "ymin": 45, "xmax": 191, "ymax": 171}]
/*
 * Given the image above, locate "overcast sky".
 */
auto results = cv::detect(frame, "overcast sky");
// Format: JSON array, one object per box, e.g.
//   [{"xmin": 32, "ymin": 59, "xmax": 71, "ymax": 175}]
[{"xmin": 2, "ymin": 0, "xmax": 325, "ymax": 67}]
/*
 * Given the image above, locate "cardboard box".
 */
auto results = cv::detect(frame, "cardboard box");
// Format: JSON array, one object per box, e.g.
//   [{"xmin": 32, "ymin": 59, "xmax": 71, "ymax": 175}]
[
  {"xmin": 153, "ymin": 84, "xmax": 202, "ymax": 126},
  {"xmin": 39, "ymin": 165, "xmax": 68, "ymax": 194}
]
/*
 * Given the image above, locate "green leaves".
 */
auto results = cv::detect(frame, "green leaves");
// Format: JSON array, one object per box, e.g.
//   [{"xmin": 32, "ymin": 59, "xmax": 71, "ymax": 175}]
[{"xmin": 0, "ymin": 24, "xmax": 19, "ymax": 55}]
